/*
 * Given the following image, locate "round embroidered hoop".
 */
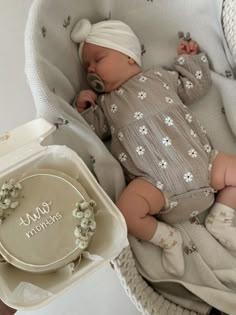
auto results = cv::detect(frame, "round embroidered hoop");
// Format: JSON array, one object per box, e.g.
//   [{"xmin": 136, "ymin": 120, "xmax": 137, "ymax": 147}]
[{"xmin": 0, "ymin": 169, "xmax": 96, "ymax": 273}]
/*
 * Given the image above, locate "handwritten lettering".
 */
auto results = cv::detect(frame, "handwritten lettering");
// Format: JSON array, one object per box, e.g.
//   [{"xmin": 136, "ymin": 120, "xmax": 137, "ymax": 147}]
[
  {"xmin": 25, "ymin": 213, "xmax": 62, "ymax": 238},
  {"xmin": 20, "ymin": 201, "xmax": 52, "ymax": 226}
]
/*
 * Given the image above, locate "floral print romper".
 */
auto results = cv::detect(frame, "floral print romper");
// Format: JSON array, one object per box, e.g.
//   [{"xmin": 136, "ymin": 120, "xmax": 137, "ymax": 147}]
[{"xmin": 81, "ymin": 53, "xmax": 217, "ymax": 224}]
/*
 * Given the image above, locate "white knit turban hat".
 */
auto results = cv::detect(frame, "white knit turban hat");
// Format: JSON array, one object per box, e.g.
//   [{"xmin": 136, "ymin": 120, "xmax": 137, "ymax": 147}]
[{"xmin": 71, "ymin": 19, "xmax": 142, "ymax": 66}]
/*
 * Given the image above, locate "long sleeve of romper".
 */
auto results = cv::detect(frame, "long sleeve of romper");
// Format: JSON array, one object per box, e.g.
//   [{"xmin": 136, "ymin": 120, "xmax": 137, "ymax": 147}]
[
  {"xmin": 80, "ymin": 103, "xmax": 111, "ymax": 140},
  {"xmin": 167, "ymin": 53, "xmax": 212, "ymax": 105}
]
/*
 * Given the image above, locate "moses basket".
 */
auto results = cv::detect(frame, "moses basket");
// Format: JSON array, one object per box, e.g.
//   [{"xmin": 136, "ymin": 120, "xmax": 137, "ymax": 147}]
[{"xmin": 24, "ymin": 0, "xmax": 236, "ymax": 314}]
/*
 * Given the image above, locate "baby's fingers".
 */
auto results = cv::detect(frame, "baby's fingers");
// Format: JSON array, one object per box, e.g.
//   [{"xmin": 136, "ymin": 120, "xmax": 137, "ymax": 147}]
[{"xmin": 189, "ymin": 41, "xmax": 199, "ymax": 55}]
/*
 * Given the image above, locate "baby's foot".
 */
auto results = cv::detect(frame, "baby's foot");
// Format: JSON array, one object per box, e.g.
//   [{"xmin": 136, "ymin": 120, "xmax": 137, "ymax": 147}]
[
  {"xmin": 150, "ymin": 222, "xmax": 184, "ymax": 276},
  {"xmin": 161, "ymin": 229, "xmax": 185, "ymax": 276}
]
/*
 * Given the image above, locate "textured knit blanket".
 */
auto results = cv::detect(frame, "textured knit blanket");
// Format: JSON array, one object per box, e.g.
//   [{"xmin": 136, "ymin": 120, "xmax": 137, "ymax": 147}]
[{"xmin": 22, "ymin": 0, "xmax": 236, "ymax": 314}]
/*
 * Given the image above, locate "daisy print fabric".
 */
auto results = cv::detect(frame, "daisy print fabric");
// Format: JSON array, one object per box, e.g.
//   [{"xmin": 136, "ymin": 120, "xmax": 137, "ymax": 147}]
[{"xmin": 81, "ymin": 52, "xmax": 214, "ymax": 197}]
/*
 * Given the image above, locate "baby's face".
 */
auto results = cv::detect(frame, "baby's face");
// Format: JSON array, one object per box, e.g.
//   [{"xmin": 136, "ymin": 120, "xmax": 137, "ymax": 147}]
[{"xmin": 82, "ymin": 43, "xmax": 136, "ymax": 92}]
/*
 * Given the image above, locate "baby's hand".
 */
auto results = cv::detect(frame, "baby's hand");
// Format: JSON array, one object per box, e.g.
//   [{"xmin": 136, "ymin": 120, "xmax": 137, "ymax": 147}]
[
  {"xmin": 76, "ymin": 90, "xmax": 97, "ymax": 113},
  {"xmin": 177, "ymin": 40, "xmax": 199, "ymax": 55}
]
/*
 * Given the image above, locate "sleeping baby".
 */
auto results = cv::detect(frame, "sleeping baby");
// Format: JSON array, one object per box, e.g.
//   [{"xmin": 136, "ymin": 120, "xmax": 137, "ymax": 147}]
[{"xmin": 71, "ymin": 19, "xmax": 236, "ymax": 276}]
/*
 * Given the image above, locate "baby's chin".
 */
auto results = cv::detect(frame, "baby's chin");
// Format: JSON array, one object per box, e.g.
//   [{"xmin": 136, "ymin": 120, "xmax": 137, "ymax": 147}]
[{"xmin": 104, "ymin": 80, "xmax": 124, "ymax": 93}]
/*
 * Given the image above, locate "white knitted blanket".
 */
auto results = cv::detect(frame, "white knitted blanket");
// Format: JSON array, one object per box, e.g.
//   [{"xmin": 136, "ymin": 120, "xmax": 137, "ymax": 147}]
[{"xmin": 24, "ymin": 0, "xmax": 236, "ymax": 314}]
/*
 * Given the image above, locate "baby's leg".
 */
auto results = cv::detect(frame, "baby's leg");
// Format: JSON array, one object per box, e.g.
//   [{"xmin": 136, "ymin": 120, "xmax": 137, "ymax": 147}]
[
  {"xmin": 116, "ymin": 178, "xmax": 184, "ymax": 276},
  {"xmin": 206, "ymin": 152, "xmax": 236, "ymax": 250}
]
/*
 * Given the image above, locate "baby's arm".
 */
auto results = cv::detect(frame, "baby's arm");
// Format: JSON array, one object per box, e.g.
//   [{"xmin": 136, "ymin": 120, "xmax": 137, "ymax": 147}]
[
  {"xmin": 74, "ymin": 90, "xmax": 111, "ymax": 140},
  {"xmin": 172, "ymin": 39, "xmax": 212, "ymax": 104}
]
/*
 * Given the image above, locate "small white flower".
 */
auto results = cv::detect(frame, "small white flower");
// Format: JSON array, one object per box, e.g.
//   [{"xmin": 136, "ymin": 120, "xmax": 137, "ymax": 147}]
[
  {"xmin": 89, "ymin": 200, "xmax": 96, "ymax": 208},
  {"xmin": 119, "ymin": 152, "xmax": 127, "ymax": 162},
  {"xmin": 2, "ymin": 183, "xmax": 10, "ymax": 190},
  {"xmin": 87, "ymin": 230, "xmax": 94, "ymax": 237},
  {"xmin": 204, "ymin": 144, "xmax": 211, "ymax": 153},
  {"xmin": 134, "ymin": 112, "xmax": 143, "ymax": 120},
  {"xmin": 170, "ymin": 201, "xmax": 178, "ymax": 209},
  {"xmin": 10, "ymin": 201, "xmax": 19, "ymax": 209},
  {"xmin": 81, "ymin": 218, "xmax": 89, "ymax": 228},
  {"xmin": 177, "ymin": 79, "xmax": 181, "ymax": 85},
  {"xmin": 139, "ymin": 75, "xmax": 147, "ymax": 82},
  {"xmin": 208, "ymin": 163, "xmax": 212, "ymax": 172},
  {"xmin": 80, "ymin": 234, "xmax": 89, "ymax": 241},
  {"xmin": 74, "ymin": 226, "xmax": 82, "ymax": 237},
  {"xmin": 72, "ymin": 209, "xmax": 78, "ymax": 217},
  {"xmin": 159, "ymin": 160, "xmax": 167, "ymax": 169},
  {"xmin": 9, "ymin": 179, "xmax": 15, "ymax": 185},
  {"xmin": 162, "ymin": 137, "xmax": 172, "ymax": 146},
  {"xmin": 186, "ymin": 81, "xmax": 193, "ymax": 89},
  {"xmin": 8, "ymin": 183, "xmax": 14, "ymax": 191},
  {"xmin": 154, "ymin": 71, "xmax": 162, "ymax": 76},
  {"xmin": 185, "ymin": 113, "xmax": 193, "ymax": 123},
  {"xmin": 3, "ymin": 199, "xmax": 11, "ymax": 206},
  {"xmin": 156, "ymin": 181, "xmax": 164, "ymax": 190},
  {"xmin": 136, "ymin": 146, "xmax": 145, "ymax": 155},
  {"xmin": 78, "ymin": 201, "xmax": 89, "ymax": 210},
  {"xmin": 110, "ymin": 126, "xmax": 115, "ymax": 134},
  {"xmin": 204, "ymin": 190, "xmax": 210, "ymax": 197},
  {"xmin": 116, "ymin": 87, "xmax": 124, "ymax": 95},
  {"xmin": 100, "ymin": 95, "xmax": 105, "ymax": 102},
  {"xmin": 11, "ymin": 190, "xmax": 19, "ymax": 198},
  {"xmin": 84, "ymin": 209, "xmax": 92, "ymax": 218},
  {"xmin": 165, "ymin": 97, "xmax": 173, "ymax": 104},
  {"xmin": 89, "ymin": 219, "xmax": 96, "ymax": 230},
  {"xmin": 188, "ymin": 149, "xmax": 198, "ymax": 158},
  {"xmin": 165, "ymin": 116, "xmax": 173, "ymax": 126},
  {"xmin": 195, "ymin": 70, "xmax": 203, "ymax": 80},
  {"xmin": 118, "ymin": 131, "xmax": 124, "ymax": 141},
  {"xmin": 190, "ymin": 129, "xmax": 197, "ymax": 137},
  {"xmin": 138, "ymin": 91, "xmax": 147, "ymax": 99},
  {"xmin": 76, "ymin": 211, "xmax": 84, "ymax": 219},
  {"xmin": 184, "ymin": 172, "xmax": 193, "ymax": 182},
  {"xmin": 201, "ymin": 55, "xmax": 207, "ymax": 63},
  {"xmin": 139, "ymin": 126, "xmax": 148, "ymax": 135},
  {"xmin": 110, "ymin": 103, "xmax": 118, "ymax": 113},
  {"xmin": 163, "ymin": 83, "xmax": 169, "ymax": 90},
  {"xmin": 90, "ymin": 124, "xmax": 95, "ymax": 131},
  {"xmin": 177, "ymin": 57, "xmax": 185, "ymax": 65},
  {"xmin": 76, "ymin": 239, "xmax": 88, "ymax": 249},
  {"xmin": 103, "ymin": 124, "xmax": 108, "ymax": 133},
  {"xmin": 190, "ymin": 210, "xmax": 199, "ymax": 217}
]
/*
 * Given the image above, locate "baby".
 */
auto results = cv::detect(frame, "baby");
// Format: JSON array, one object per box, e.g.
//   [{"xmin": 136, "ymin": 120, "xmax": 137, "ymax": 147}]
[{"xmin": 71, "ymin": 19, "xmax": 236, "ymax": 276}]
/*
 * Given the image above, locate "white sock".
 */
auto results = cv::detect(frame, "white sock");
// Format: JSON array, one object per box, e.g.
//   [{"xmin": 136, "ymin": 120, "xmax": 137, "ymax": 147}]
[
  {"xmin": 150, "ymin": 221, "xmax": 184, "ymax": 276},
  {"xmin": 205, "ymin": 202, "xmax": 236, "ymax": 251}
]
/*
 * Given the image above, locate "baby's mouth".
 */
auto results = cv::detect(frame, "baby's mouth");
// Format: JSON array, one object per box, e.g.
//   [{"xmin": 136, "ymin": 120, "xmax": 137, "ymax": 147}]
[{"xmin": 87, "ymin": 73, "xmax": 105, "ymax": 93}]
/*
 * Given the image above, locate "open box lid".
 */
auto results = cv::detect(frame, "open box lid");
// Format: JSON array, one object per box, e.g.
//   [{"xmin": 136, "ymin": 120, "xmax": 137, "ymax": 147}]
[{"xmin": 0, "ymin": 119, "xmax": 56, "ymax": 176}]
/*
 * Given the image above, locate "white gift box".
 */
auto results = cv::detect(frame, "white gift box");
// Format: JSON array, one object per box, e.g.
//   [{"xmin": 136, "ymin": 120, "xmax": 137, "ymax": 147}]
[{"xmin": 0, "ymin": 118, "xmax": 128, "ymax": 310}]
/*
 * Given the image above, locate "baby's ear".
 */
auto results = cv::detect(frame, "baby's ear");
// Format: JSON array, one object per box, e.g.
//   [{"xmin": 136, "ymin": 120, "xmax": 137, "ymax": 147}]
[{"xmin": 128, "ymin": 57, "xmax": 136, "ymax": 65}]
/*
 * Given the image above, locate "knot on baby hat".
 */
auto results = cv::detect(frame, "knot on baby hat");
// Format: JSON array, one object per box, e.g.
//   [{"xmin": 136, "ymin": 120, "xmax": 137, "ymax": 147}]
[{"xmin": 71, "ymin": 19, "xmax": 142, "ymax": 66}]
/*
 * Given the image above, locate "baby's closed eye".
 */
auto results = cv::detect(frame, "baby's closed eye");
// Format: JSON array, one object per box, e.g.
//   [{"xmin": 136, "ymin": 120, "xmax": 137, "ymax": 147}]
[{"xmin": 96, "ymin": 56, "xmax": 105, "ymax": 63}]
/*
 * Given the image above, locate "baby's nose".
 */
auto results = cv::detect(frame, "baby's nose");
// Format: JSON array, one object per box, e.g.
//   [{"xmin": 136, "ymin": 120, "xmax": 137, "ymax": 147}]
[{"xmin": 88, "ymin": 65, "xmax": 95, "ymax": 73}]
